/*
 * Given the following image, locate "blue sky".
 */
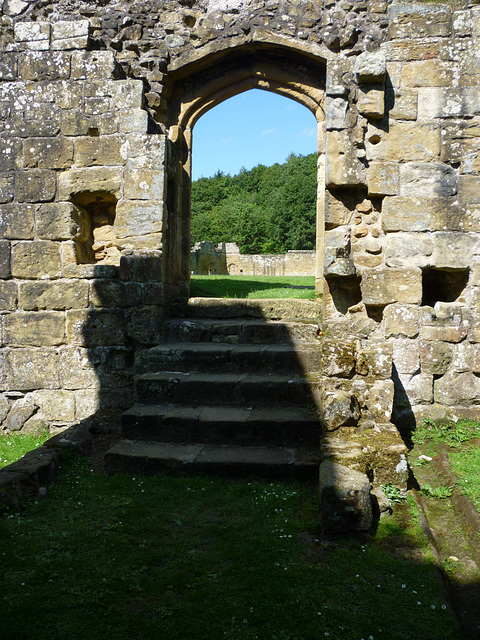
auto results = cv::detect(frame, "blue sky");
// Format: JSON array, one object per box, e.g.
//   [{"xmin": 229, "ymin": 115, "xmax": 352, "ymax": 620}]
[{"xmin": 192, "ymin": 89, "xmax": 317, "ymax": 181}]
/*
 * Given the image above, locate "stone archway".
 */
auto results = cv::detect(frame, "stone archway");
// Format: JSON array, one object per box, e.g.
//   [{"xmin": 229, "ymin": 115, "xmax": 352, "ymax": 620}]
[{"xmin": 158, "ymin": 42, "xmax": 327, "ymax": 296}]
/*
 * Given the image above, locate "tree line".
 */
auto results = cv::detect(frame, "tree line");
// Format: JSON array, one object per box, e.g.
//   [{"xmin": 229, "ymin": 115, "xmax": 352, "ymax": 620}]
[{"xmin": 191, "ymin": 152, "xmax": 317, "ymax": 254}]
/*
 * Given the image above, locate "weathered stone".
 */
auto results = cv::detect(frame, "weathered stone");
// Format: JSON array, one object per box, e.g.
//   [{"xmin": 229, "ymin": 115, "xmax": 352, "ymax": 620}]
[
  {"xmin": 18, "ymin": 52, "xmax": 71, "ymax": 82},
  {"xmin": 127, "ymin": 306, "xmax": 165, "ymax": 344},
  {"xmin": 3, "ymin": 312, "xmax": 65, "ymax": 347},
  {"xmin": 61, "ymin": 111, "xmax": 119, "ymax": 136},
  {"xmin": 58, "ymin": 347, "xmax": 99, "ymax": 390},
  {"xmin": 0, "ymin": 139, "xmax": 21, "ymax": 172},
  {"xmin": 36, "ymin": 203, "xmax": 78, "ymax": 240},
  {"xmin": 319, "ymin": 461, "xmax": 372, "ymax": 533},
  {"xmin": 383, "ymin": 197, "xmax": 467, "ymax": 232},
  {"xmin": 16, "ymin": 170, "xmax": 56, "ymax": 203},
  {"xmin": 392, "ymin": 339, "xmax": 420, "ymax": 374},
  {"xmin": 321, "ymin": 339, "xmax": 355, "ymax": 378},
  {"xmin": 354, "ymin": 51, "xmax": 386, "ymax": 83},
  {"xmin": 323, "ymin": 390, "xmax": 361, "ymax": 431},
  {"xmin": 458, "ymin": 175, "xmax": 480, "ymax": 205},
  {"xmin": 357, "ymin": 87, "xmax": 384, "ymax": 119},
  {"xmin": 119, "ymin": 109, "xmax": 149, "ymax": 134},
  {"xmin": 71, "ymin": 51, "xmax": 119, "ymax": 80},
  {"xmin": 14, "ymin": 22, "xmax": 50, "ymax": 50},
  {"xmin": 366, "ymin": 123, "xmax": 440, "ymax": 162},
  {"xmin": 124, "ymin": 170, "xmax": 165, "ymax": 201},
  {"xmin": 385, "ymin": 233, "xmax": 433, "ymax": 268},
  {"xmin": 3, "ymin": 396, "xmax": 38, "ymax": 431},
  {"xmin": 58, "ymin": 167, "xmax": 122, "ymax": 201},
  {"xmin": 364, "ymin": 379, "xmax": 394, "ymax": 422},
  {"xmin": 418, "ymin": 87, "xmax": 480, "ymax": 120},
  {"xmin": 31, "ymin": 389, "xmax": 75, "ymax": 423},
  {"xmin": 23, "ymin": 138, "xmax": 74, "ymax": 170},
  {"xmin": 432, "ymin": 232, "xmax": 480, "ymax": 269},
  {"xmin": 356, "ymin": 342, "xmax": 393, "ymax": 379},
  {"xmin": 384, "ymin": 304, "xmax": 419, "ymax": 338},
  {"xmin": 0, "ymin": 240, "xmax": 11, "ymax": 279},
  {"xmin": 401, "ymin": 60, "xmax": 453, "ymax": 88},
  {"xmin": 388, "ymin": 4, "xmax": 452, "ymax": 39},
  {"xmin": 114, "ymin": 201, "xmax": 164, "ymax": 240},
  {"xmin": 0, "ymin": 393, "xmax": 9, "ymax": 423},
  {"xmin": 90, "ymin": 280, "xmax": 141, "ymax": 308},
  {"xmin": 399, "ymin": 163, "xmax": 456, "ymax": 197},
  {"xmin": 361, "ymin": 268, "xmax": 422, "ymax": 306},
  {"xmin": 0, "ymin": 203, "xmax": 35, "ymax": 239},
  {"xmin": 368, "ymin": 162, "xmax": 398, "ymax": 196},
  {"xmin": 326, "ymin": 131, "xmax": 365, "ymax": 187},
  {"xmin": 66, "ymin": 309, "xmax": 126, "ymax": 346},
  {"xmin": 51, "ymin": 20, "xmax": 90, "ymax": 50},
  {"xmin": 325, "ymin": 192, "xmax": 354, "ymax": 229},
  {"xmin": 325, "ymin": 97, "xmax": 348, "ymax": 130},
  {"xmin": 0, "ymin": 174, "xmax": 15, "ymax": 203},
  {"xmin": 11, "ymin": 241, "xmax": 61, "ymax": 279},
  {"xmin": 434, "ymin": 370, "xmax": 480, "ymax": 405},
  {"xmin": 397, "ymin": 371, "xmax": 434, "ymax": 405},
  {"xmin": 74, "ymin": 136, "xmax": 126, "ymax": 167},
  {"xmin": 2, "ymin": 348, "xmax": 59, "ymax": 390},
  {"xmin": 19, "ymin": 281, "xmax": 89, "ymax": 311},
  {"xmin": 0, "ymin": 281, "xmax": 17, "ymax": 312},
  {"xmin": 420, "ymin": 341, "xmax": 453, "ymax": 376},
  {"xmin": 386, "ymin": 88, "xmax": 417, "ymax": 120}
]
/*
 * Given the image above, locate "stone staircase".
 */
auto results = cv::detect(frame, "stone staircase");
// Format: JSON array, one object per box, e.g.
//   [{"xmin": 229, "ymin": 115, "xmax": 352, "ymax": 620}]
[{"xmin": 104, "ymin": 298, "xmax": 323, "ymax": 480}]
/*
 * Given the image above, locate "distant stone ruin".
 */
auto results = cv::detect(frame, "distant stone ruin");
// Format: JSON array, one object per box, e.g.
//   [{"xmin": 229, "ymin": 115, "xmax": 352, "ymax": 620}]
[
  {"xmin": 190, "ymin": 242, "xmax": 315, "ymax": 276},
  {"xmin": 1, "ymin": 0, "xmax": 480, "ymax": 494}
]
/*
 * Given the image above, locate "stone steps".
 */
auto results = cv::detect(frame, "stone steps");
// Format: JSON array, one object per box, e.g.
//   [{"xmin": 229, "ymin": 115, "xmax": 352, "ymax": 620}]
[{"xmin": 104, "ymin": 297, "xmax": 323, "ymax": 480}]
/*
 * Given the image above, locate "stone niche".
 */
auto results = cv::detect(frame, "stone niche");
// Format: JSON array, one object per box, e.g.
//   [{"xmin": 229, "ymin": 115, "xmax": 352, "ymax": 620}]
[{"xmin": 72, "ymin": 192, "xmax": 120, "ymax": 265}]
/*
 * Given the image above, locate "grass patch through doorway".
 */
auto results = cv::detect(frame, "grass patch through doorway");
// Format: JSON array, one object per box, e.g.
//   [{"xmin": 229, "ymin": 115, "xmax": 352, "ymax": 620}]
[
  {"xmin": 1, "ymin": 454, "xmax": 463, "ymax": 640},
  {"xmin": 190, "ymin": 275, "xmax": 316, "ymax": 300}
]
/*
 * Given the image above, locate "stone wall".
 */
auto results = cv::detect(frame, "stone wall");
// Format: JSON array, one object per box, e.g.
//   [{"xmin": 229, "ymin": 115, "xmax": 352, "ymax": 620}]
[
  {"xmin": 0, "ymin": 0, "xmax": 479, "ymax": 457},
  {"xmin": 190, "ymin": 242, "xmax": 315, "ymax": 276}
]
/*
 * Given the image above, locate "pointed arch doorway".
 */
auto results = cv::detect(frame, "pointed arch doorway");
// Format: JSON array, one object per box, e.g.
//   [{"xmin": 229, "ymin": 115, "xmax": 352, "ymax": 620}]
[{"xmin": 161, "ymin": 43, "xmax": 326, "ymax": 299}]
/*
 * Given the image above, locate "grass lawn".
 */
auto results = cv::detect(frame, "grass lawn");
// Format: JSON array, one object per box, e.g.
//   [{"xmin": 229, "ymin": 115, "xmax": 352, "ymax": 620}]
[
  {"xmin": 0, "ymin": 430, "xmax": 49, "ymax": 469},
  {"xmin": 1, "ymin": 453, "xmax": 463, "ymax": 640},
  {"xmin": 190, "ymin": 275, "xmax": 317, "ymax": 300}
]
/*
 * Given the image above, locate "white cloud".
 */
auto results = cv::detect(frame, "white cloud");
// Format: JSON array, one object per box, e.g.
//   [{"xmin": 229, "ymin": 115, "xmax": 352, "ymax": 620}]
[{"xmin": 298, "ymin": 128, "xmax": 316, "ymax": 137}]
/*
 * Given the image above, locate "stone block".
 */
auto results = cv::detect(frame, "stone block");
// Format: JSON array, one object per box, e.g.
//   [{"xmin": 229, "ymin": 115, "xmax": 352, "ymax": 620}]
[
  {"xmin": 32, "ymin": 389, "xmax": 75, "ymax": 422},
  {"xmin": 84, "ymin": 79, "xmax": 144, "ymax": 110},
  {"xmin": 420, "ymin": 324, "xmax": 468, "ymax": 343},
  {"xmin": 125, "ymin": 134, "xmax": 167, "ymax": 170},
  {"xmin": 367, "ymin": 162, "xmax": 398, "ymax": 196},
  {"xmin": 383, "ymin": 40, "xmax": 441, "ymax": 62},
  {"xmin": 434, "ymin": 370, "xmax": 480, "ymax": 405},
  {"xmin": 325, "ymin": 59, "xmax": 350, "ymax": 97},
  {"xmin": 14, "ymin": 22, "xmax": 50, "ymax": 50},
  {"xmin": 432, "ymin": 232, "xmax": 479, "ymax": 269},
  {"xmin": 357, "ymin": 87, "xmax": 384, "ymax": 119},
  {"xmin": 325, "ymin": 97, "xmax": 348, "ymax": 130},
  {"xmin": 365, "ymin": 379, "xmax": 394, "ymax": 422},
  {"xmin": 90, "ymin": 280, "xmax": 142, "ymax": 308},
  {"xmin": 356, "ymin": 341, "xmax": 393, "ymax": 379},
  {"xmin": 18, "ymin": 52, "xmax": 71, "ymax": 81},
  {"xmin": 458, "ymin": 175, "xmax": 480, "ymax": 205},
  {"xmin": 36, "ymin": 203, "xmax": 78, "ymax": 240},
  {"xmin": 387, "ymin": 5, "xmax": 452, "ymax": 39},
  {"xmin": 399, "ymin": 163, "xmax": 456, "ymax": 197},
  {"xmin": 0, "ymin": 393, "xmax": 9, "ymax": 423},
  {"xmin": 124, "ymin": 169, "xmax": 165, "ymax": 201},
  {"xmin": 61, "ymin": 111, "xmax": 119, "ymax": 136},
  {"xmin": 326, "ymin": 131, "xmax": 365, "ymax": 187},
  {"xmin": 386, "ymin": 89, "xmax": 418, "ymax": 120},
  {"xmin": 74, "ymin": 136, "xmax": 126, "ymax": 167},
  {"xmin": 58, "ymin": 167, "xmax": 122, "ymax": 201},
  {"xmin": 18, "ymin": 281, "xmax": 89, "ymax": 311},
  {"xmin": 366, "ymin": 123, "xmax": 440, "ymax": 162},
  {"xmin": 0, "ymin": 139, "xmax": 21, "ymax": 172},
  {"xmin": 16, "ymin": 170, "xmax": 56, "ymax": 203},
  {"xmin": 3, "ymin": 396, "xmax": 38, "ymax": 431},
  {"xmin": 11, "ymin": 241, "xmax": 61, "ymax": 279},
  {"xmin": 66, "ymin": 309, "xmax": 126, "ymax": 346},
  {"xmin": 59, "ymin": 347, "xmax": 99, "ymax": 389},
  {"xmin": 127, "ymin": 306, "xmax": 165, "ymax": 344},
  {"xmin": 401, "ymin": 60, "xmax": 453, "ymax": 87},
  {"xmin": 51, "ymin": 20, "xmax": 90, "ymax": 50},
  {"xmin": 4, "ymin": 312, "xmax": 65, "ymax": 347},
  {"xmin": 319, "ymin": 461, "xmax": 372, "ymax": 533},
  {"xmin": 322, "ymin": 390, "xmax": 361, "ymax": 431},
  {"xmin": 392, "ymin": 339, "xmax": 420, "ymax": 374},
  {"xmin": 420, "ymin": 341, "xmax": 453, "ymax": 375},
  {"xmin": 118, "ymin": 109, "xmax": 149, "ymax": 134},
  {"xmin": 3, "ymin": 348, "xmax": 59, "ymax": 390},
  {"xmin": 399, "ymin": 371, "xmax": 434, "ymax": 405},
  {"xmin": 115, "ymin": 201, "xmax": 164, "ymax": 240},
  {"xmin": 382, "ymin": 196, "xmax": 466, "ymax": 232},
  {"xmin": 321, "ymin": 339, "xmax": 355, "ymax": 378},
  {"xmin": 0, "ymin": 240, "xmax": 10, "ymax": 278},
  {"xmin": 325, "ymin": 192, "xmax": 354, "ymax": 229},
  {"xmin": 70, "ymin": 51, "xmax": 118, "ymax": 80},
  {"xmin": 0, "ymin": 203, "xmax": 35, "ymax": 239},
  {"xmin": 0, "ymin": 173, "xmax": 14, "ymax": 203},
  {"xmin": 23, "ymin": 138, "xmax": 73, "ymax": 170},
  {"xmin": 418, "ymin": 87, "xmax": 480, "ymax": 120},
  {"xmin": 450, "ymin": 343, "xmax": 474, "ymax": 374},
  {"xmin": 384, "ymin": 304, "xmax": 420, "ymax": 338},
  {"xmin": 0, "ymin": 281, "xmax": 17, "ymax": 311},
  {"xmin": 354, "ymin": 51, "xmax": 386, "ymax": 83},
  {"xmin": 361, "ymin": 268, "xmax": 422, "ymax": 306},
  {"xmin": 385, "ymin": 233, "xmax": 433, "ymax": 268}
]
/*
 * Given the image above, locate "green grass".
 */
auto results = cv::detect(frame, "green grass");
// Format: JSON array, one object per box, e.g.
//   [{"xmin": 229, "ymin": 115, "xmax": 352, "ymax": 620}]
[
  {"xmin": 412, "ymin": 418, "xmax": 480, "ymax": 447},
  {"xmin": 0, "ymin": 430, "xmax": 49, "ymax": 469},
  {"xmin": 0, "ymin": 454, "xmax": 463, "ymax": 640},
  {"xmin": 190, "ymin": 275, "xmax": 317, "ymax": 300},
  {"xmin": 450, "ymin": 447, "xmax": 480, "ymax": 511}
]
